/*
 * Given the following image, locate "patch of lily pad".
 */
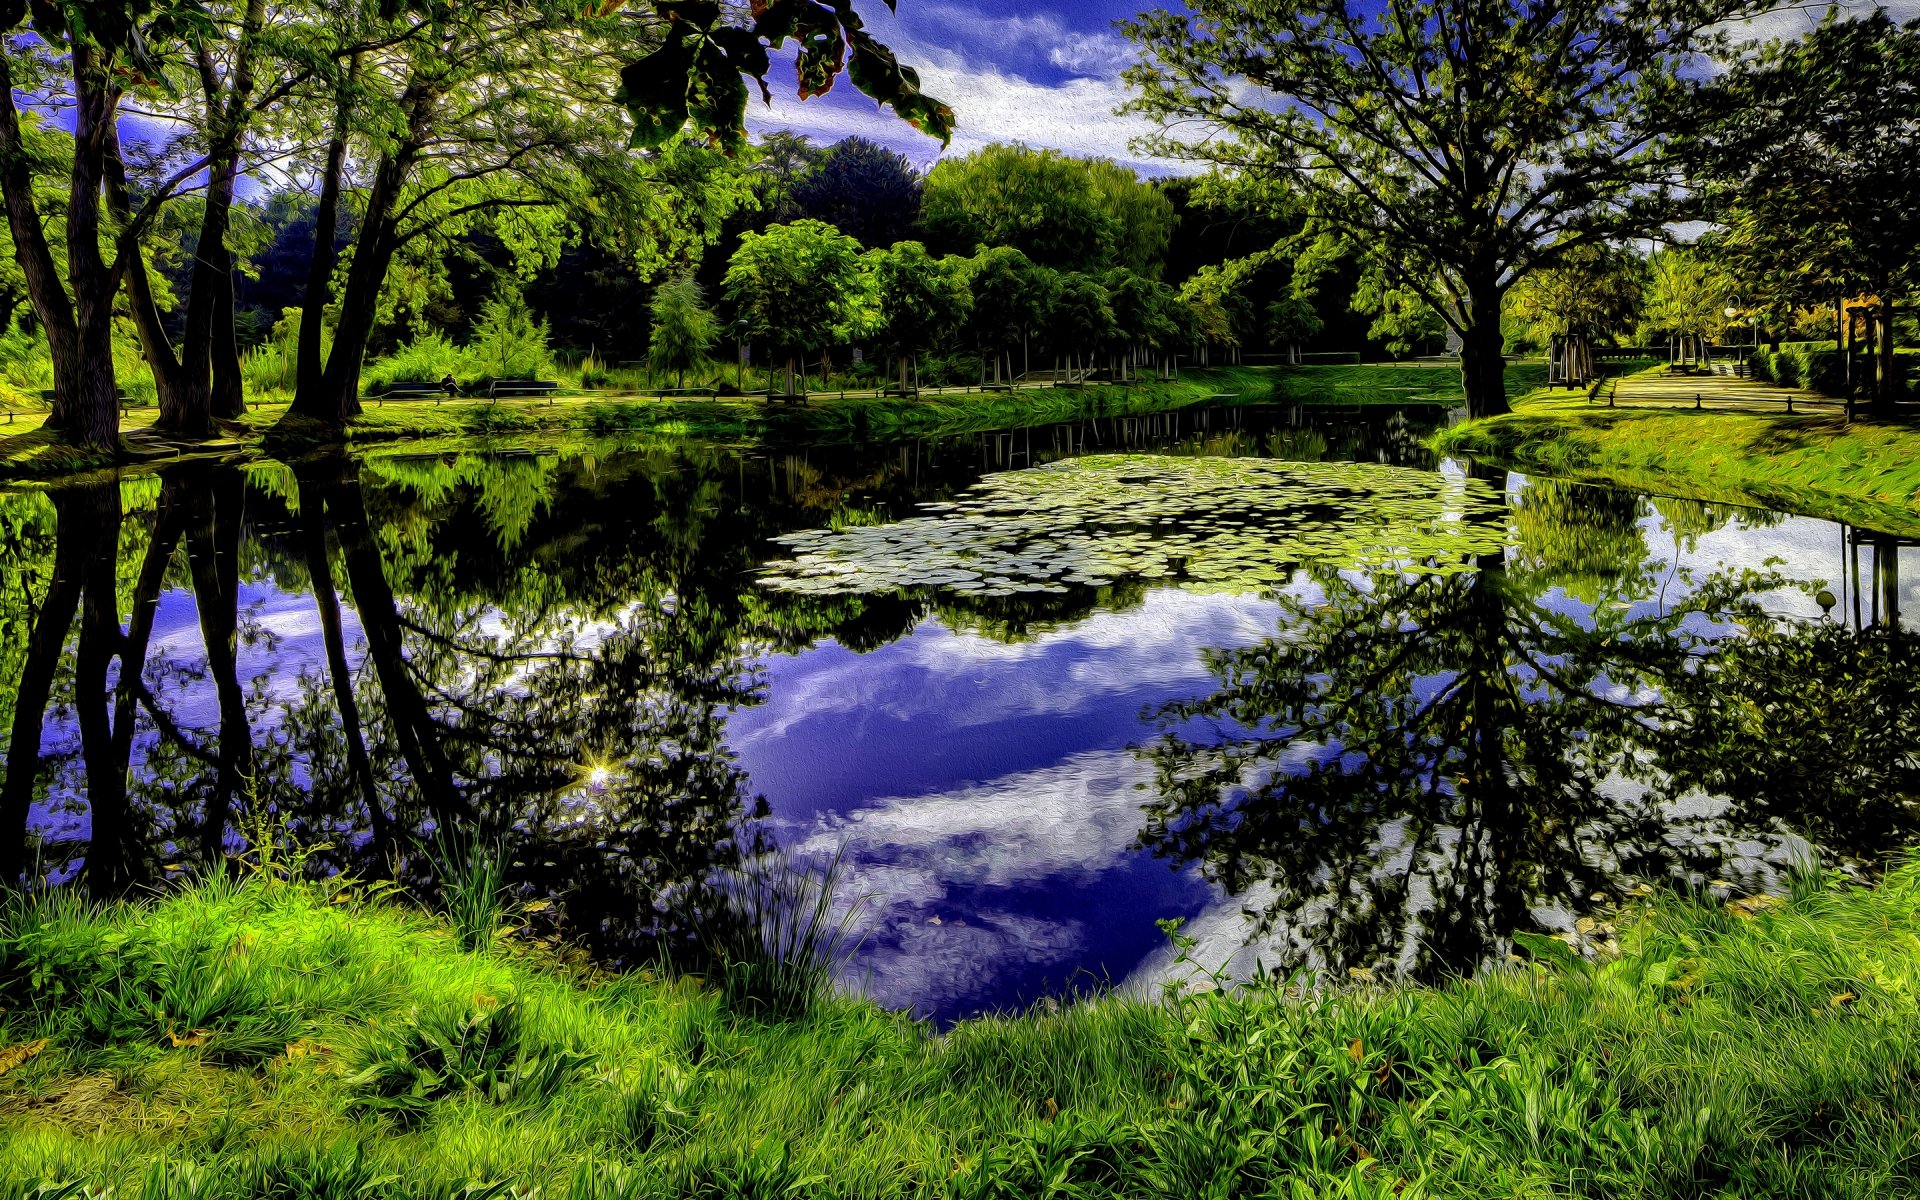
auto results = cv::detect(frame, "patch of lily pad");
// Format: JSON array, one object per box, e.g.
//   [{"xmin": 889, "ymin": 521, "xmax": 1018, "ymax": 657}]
[{"xmin": 760, "ymin": 455, "xmax": 1508, "ymax": 597}]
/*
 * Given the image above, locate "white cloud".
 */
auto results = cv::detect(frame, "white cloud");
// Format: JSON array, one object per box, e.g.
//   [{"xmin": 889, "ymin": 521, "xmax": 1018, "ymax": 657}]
[{"xmin": 744, "ymin": 3, "xmax": 1194, "ymax": 173}]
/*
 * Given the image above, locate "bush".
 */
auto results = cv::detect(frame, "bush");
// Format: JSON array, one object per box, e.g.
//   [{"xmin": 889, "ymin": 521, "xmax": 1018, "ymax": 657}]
[
  {"xmin": 468, "ymin": 293, "xmax": 552, "ymax": 381},
  {"xmin": 361, "ymin": 332, "xmax": 467, "ymax": 392},
  {"xmin": 1750, "ymin": 340, "xmax": 1847, "ymax": 394}
]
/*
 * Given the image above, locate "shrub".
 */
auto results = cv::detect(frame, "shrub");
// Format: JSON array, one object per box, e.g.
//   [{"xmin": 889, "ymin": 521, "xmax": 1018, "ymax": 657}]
[
  {"xmin": 361, "ymin": 332, "xmax": 467, "ymax": 392},
  {"xmin": 468, "ymin": 292, "xmax": 552, "ymax": 381}
]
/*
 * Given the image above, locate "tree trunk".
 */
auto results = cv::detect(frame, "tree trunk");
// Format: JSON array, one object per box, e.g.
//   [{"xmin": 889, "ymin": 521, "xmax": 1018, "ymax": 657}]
[
  {"xmin": 1874, "ymin": 299, "xmax": 1897, "ymax": 416},
  {"xmin": 1457, "ymin": 313, "xmax": 1510, "ymax": 419},
  {"xmin": 103, "ymin": 124, "xmax": 203, "ymax": 433},
  {"xmin": 57, "ymin": 46, "xmax": 125, "ymax": 450}
]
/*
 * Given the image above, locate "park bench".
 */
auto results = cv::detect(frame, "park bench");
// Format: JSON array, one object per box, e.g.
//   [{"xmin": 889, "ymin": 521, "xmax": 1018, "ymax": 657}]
[
  {"xmin": 34, "ymin": 389, "xmax": 136, "ymax": 419},
  {"xmin": 651, "ymin": 387, "xmax": 717, "ymax": 398},
  {"xmin": 488, "ymin": 378, "xmax": 560, "ymax": 402},
  {"xmin": 372, "ymin": 380, "xmax": 456, "ymax": 405}
]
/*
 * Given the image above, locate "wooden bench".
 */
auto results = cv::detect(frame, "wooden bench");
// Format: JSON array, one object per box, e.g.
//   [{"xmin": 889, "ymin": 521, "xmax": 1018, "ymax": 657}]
[
  {"xmin": 375, "ymin": 380, "xmax": 454, "ymax": 404},
  {"xmin": 33, "ymin": 389, "xmax": 136, "ymax": 420},
  {"xmin": 488, "ymin": 379, "xmax": 560, "ymax": 402}
]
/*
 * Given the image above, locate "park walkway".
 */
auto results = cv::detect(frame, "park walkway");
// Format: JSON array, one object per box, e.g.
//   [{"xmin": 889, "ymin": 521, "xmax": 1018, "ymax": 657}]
[{"xmin": 1600, "ymin": 370, "xmax": 1835, "ymax": 414}]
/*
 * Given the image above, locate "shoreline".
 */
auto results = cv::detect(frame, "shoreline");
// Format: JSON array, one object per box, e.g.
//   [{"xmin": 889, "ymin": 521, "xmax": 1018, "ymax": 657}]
[{"xmin": 1434, "ymin": 383, "xmax": 1920, "ymax": 536}]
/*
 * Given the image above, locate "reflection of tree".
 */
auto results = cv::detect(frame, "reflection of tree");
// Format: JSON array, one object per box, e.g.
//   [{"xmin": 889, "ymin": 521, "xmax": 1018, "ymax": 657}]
[
  {"xmin": 1649, "ymin": 616, "xmax": 1920, "ymax": 859},
  {"xmin": 2, "ymin": 486, "xmax": 112, "ymax": 885},
  {"xmin": 1510, "ymin": 479, "xmax": 1649, "ymax": 604},
  {"xmin": 1133, "ymin": 457, "xmax": 1895, "ymax": 982},
  {"xmin": 1141, "ymin": 549, "xmax": 1711, "ymax": 980}
]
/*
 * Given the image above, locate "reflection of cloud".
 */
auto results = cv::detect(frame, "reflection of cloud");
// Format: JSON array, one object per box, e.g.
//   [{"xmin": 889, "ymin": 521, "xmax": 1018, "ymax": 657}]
[
  {"xmin": 736, "ymin": 588, "xmax": 1278, "ymax": 746},
  {"xmin": 790, "ymin": 749, "xmax": 1156, "ymax": 1011}
]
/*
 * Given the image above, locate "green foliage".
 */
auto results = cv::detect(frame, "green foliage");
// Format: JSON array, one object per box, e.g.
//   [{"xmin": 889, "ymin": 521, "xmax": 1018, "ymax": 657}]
[
  {"xmin": 922, "ymin": 145, "xmax": 1174, "ymax": 273},
  {"xmin": 1749, "ymin": 340, "xmax": 1847, "ymax": 394},
  {"xmin": 723, "ymin": 220, "xmax": 865, "ymax": 365},
  {"xmin": 10, "ymin": 865, "xmax": 1920, "ymax": 1193},
  {"xmin": 469, "ymin": 291, "xmax": 554, "ymax": 381},
  {"xmin": 619, "ymin": 0, "xmax": 952, "ymax": 151},
  {"xmin": 1689, "ymin": 9, "xmax": 1920, "ymax": 307},
  {"xmin": 646, "ymin": 277, "xmax": 719, "ymax": 389},
  {"xmin": 362, "ymin": 333, "xmax": 467, "ymax": 393},
  {"xmin": 1639, "ymin": 249, "xmax": 1733, "ymax": 344},
  {"xmin": 864, "ymin": 241, "xmax": 970, "ymax": 361}
]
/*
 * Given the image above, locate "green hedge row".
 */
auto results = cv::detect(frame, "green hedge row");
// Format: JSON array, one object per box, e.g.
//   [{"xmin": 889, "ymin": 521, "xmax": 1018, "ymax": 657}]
[{"xmin": 1748, "ymin": 340, "xmax": 1919, "ymax": 398}]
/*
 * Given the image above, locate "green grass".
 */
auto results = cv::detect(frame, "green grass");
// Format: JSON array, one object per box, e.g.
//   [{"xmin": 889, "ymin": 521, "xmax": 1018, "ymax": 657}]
[
  {"xmin": 1262, "ymin": 359, "xmax": 1551, "ymax": 404},
  {"xmin": 1435, "ymin": 387, "xmax": 1920, "ymax": 536},
  {"xmin": 7, "ymin": 859, "xmax": 1920, "ymax": 1197}
]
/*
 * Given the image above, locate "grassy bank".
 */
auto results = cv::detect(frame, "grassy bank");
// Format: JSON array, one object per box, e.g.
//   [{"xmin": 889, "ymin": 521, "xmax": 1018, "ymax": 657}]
[
  {"xmin": 1436, "ymin": 387, "xmax": 1920, "ymax": 536},
  {"xmin": 5, "ymin": 861, "xmax": 1920, "ymax": 1197},
  {"xmin": 0, "ymin": 371, "xmax": 1279, "ymax": 482}
]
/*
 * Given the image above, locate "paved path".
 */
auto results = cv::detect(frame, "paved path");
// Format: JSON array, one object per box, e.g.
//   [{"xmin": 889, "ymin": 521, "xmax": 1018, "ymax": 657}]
[{"xmin": 1601, "ymin": 371, "xmax": 1837, "ymax": 414}]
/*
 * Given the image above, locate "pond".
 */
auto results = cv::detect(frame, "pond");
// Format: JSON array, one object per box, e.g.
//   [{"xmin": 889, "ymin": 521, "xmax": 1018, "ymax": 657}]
[{"xmin": 2, "ymin": 398, "xmax": 1916, "ymax": 1022}]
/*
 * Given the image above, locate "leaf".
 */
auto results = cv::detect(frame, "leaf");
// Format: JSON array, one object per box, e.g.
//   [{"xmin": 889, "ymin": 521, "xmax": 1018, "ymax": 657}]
[
  {"xmin": 0, "ymin": 1039, "xmax": 48, "ymax": 1077},
  {"xmin": 1829, "ymin": 991, "xmax": 1856, "ymax": 1009},
  {"xmin": 620, "ymin": 34, "xmax": 698, "ymax": 149},
  {"xmin": 1726, "ymin": 894, "xmax": 1784, "ymax": 919},
  {"xmin": 1347, "ymin": 1037, "xmax": 1364, "ymax": 1062},
  {"xmin": 1345, "ymin": 966, "xmax": 1375, "ymax": 982},
  {"xmin": 1512, "ymin": 930, "xmax": 1579, "ymax": 971},
  {"xmin": 166, "ymin": 1027, "xmax": 212, "ymax": 1048}
]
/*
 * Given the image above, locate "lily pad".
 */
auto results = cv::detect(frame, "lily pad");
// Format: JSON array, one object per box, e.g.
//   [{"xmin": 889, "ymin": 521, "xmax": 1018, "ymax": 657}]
[{"xmin": 760, "ymin": 455, "xmax": 1507, "ymax": 598}]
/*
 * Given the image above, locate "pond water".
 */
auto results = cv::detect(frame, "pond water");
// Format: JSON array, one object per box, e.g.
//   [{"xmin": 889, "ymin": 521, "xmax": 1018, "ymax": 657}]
[{"xmin": 2, "ymin": 399, "xmax": 1916, "ymax": 1022}]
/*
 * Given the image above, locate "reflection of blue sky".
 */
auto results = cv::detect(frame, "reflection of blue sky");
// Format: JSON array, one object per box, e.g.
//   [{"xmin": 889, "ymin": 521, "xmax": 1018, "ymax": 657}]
[{"xmin": 732, "ymin": 489, "xmax": 1918, "ymax": 1017}]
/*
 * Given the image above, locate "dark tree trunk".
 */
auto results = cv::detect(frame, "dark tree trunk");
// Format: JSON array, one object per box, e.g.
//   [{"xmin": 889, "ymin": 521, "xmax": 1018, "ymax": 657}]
[
  {"xmin": 1457, "ymin": 315, "xmax": 1511, "ymax": 419},
  {"xmin": 1874, "ymin": 300, "xmax": 1897, "ymax": 417},
  {"xmin": 59, "ymin": 46, "xmax": 126, "ymax": 450}
]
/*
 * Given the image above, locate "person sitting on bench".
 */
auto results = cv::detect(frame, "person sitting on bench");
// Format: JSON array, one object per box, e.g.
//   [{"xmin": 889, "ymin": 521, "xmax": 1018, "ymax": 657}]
[{"xmin": 439, "ymin": 374, "xmax": 458, "ymax": 398}]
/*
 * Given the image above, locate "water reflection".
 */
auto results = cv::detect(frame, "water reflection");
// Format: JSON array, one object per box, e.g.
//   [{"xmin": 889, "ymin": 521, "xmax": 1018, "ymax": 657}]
[
  {"xmin": 0, "ymin": 405, "xmax": 1915, "ymax": 1019},
  {"xmin": 1139, "ymin": 473, "xmax": 1920, "ymax": 982}
]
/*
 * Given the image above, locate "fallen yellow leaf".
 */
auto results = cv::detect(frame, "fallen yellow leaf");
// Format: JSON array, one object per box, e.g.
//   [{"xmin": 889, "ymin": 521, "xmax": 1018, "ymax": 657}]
[
  {"xmin": 1726, "ymin": 894, "xmax": 1784, "ymax": 919},
  {"xmin": 166, "ymin": 1027, "xmax": 211, "ymax": 1048},
  {"xmin": 1830, "ymin": 992, "xmax": 1856, "ymax": 1009},
  {"xmin": 0, "ymin": 1039, "xmax": 48, "ymax": 1077},
  {"xmin": 1348, "ymin": 1038, "xmax": 1365, "ymax": 1063}
]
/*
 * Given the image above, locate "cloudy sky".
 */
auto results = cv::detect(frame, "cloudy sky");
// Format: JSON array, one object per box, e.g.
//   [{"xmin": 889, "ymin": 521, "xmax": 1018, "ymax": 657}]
[
  {"xmin": 749, "ymin": 0, "xmax": 1920, "ymax": 175},
  {"xmin": 747, "ymin": 0, "xmax": 1179, "ymax": 172}
]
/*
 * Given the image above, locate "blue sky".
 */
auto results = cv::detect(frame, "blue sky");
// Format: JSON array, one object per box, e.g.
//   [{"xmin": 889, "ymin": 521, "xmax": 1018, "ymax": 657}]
[
  {"xmin": 747, "ymin": 0, "xmax": 1186, "ymax": 172},
  {"xmin": 748, "ymin": 0, "xmax": 1920, "ymax": 175}
]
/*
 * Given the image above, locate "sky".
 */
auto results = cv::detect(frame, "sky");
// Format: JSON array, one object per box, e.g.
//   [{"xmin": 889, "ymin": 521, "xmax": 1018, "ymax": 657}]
[
  {"xmin": 746, "ymin": 0, "xmax": 1184, "ymax": 173},
  {"xmin": 747, "ymin": 0, "xmax": 1920, "ymax": 176}
]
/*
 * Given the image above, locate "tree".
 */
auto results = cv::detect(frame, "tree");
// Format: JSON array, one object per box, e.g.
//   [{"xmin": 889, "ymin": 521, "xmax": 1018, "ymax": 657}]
[
  {"xmin": 1123, "ymin": 0, "xmax": 1753, "ymax": 418},
  {"xmin": 1640, "ymin": 249, "xmax": 1731, "ymax": 367},
  {"xmin": 922, "ymin": 145, "xmax": 1174, "ymax": 275},
  {"xmin": 723, "ymin": 220, "xmax": 864, "ymax": 396},
  {"xmin": 865, "ymin": 242, "xmax": 968, "ymax": 395},
  {"xmin": 0, "ymin": 0, "xmax": 212, "ymax": 450},
  {"xmin": 1506, "ymin": 243, "xmax": 1642, "ymax": 385},
  {"xmin": 791, "ymin": 137, "xmax": 922, "ymax": 249},
  {"xmin": 1687, "ymin": 9, "xmax": 1920, "ymax": 414},
  {"xmin": 647, "ymin": 276, "xmax": 719, "ymax": 389},
  {"xmin": 1046, "ymin": 273, "xmax": 1116, "ymax": 379},
  {"xmin": 961, "ymin": 246, "xmax": 1058, "ymax": 384}
]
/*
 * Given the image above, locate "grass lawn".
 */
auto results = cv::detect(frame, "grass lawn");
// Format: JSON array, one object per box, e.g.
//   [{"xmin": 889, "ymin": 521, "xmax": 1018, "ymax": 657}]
[
  {"xmin": 1435, "ymin": 384, "xmax": 1920, "ymax": 536},
  {"xmin": 5, "ymin": 861, "xmax": 1920, "ymax": 1197}
]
